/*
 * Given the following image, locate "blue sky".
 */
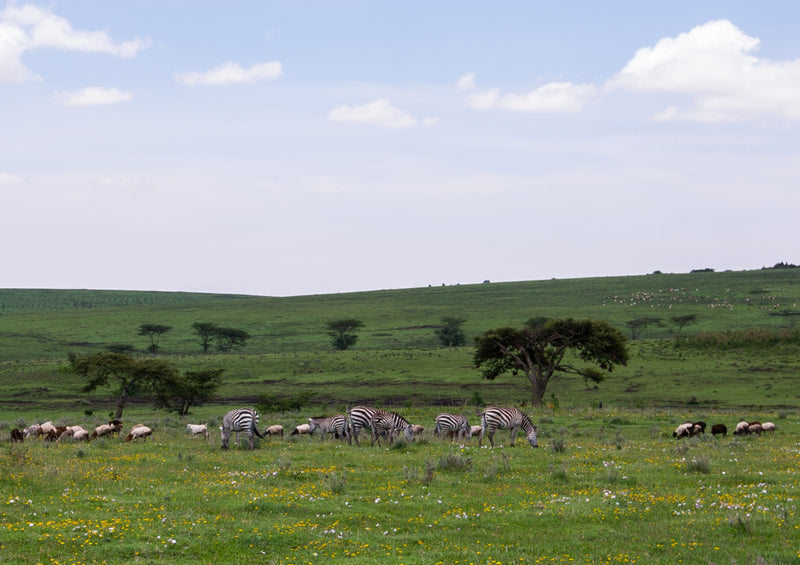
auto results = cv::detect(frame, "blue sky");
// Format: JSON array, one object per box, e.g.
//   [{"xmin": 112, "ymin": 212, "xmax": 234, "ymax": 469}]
[{"xmin": 2, "ymin": 1, "xmax": 799, "ymax": 296}]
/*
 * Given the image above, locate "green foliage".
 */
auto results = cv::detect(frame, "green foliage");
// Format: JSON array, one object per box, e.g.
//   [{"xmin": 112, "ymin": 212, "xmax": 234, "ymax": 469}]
[
  {"xmin": 326, "ymin": 318, "xmax": 364, "ymax": 350},
  {"xmin": 137, "ymin": 324, "xmax": 172, "ymax": 354},
  {"xmin": 69, "ymin": 352, "xmax": 179, "ymax": 419},
  {"xmin": 679, "ymin": 328, "xmax": 800, "ymax": 350},
  {"xmin": 434, "ymin": 316, "xmax": 467, "ymax": 347},
  {"xmin": 256, "ymin": 391, "xmax": 313, "ymax": 413},
  {"xmin": 626, "ymin": 316, "xmax": 663, "ymax": 340},
  {"xmin": 192, "ymin": 322, "xmax": 218, "ymax": 354},
  {"xmin": 154, "ymin": 368, "xmax": 225, "ymax": 417},
  {"xmin": 213, "ymin": 327, "xmax": 251, "ymax": 353},
  {"xmin": 473, "ymin": 318, "xmax": 629, "ymax": 406}
]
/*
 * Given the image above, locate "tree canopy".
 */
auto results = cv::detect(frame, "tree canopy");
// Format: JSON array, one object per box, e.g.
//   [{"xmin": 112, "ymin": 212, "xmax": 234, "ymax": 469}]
[
  {"xmin": 138, "ymin": 324, "xmax": 172, "ymax": 354},
  {"xmin": 69, "ymin": 352, "xmax": 179, "ymax": 419},
  {"xmin": 473, "ymin": 318, "xmax": 629, "ymax": 407},
  {"xmin": 435, "ymin": 316, "xmax": 467, "ymax": 347},
  {"xmin": 153, "ymin": 368, "xmax": 225, "ymax": 416},
  {"xmin": 326, "ymin": 318, "xmax": 364, "ymax": 350}
]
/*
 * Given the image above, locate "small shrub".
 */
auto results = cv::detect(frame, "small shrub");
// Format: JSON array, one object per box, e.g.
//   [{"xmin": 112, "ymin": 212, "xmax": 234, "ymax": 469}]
[
  {"xmin": 483, "ymin": 453, "xmax": 511, "ymax": 481},
  {"xmin": 323, "ymin": 472, "xmax": 347, "ymax": 494},
  {"xmin": 548, "ymin": 463, "xmax": 568, "ymax": 481},
  {"xmin": 728, "ymin": 513, "xmax": 752, "ymax": 535},
  {"xmin": 404, "ymin": 461, "xmax": 435, "ymax": 486},
  {"xmin": 275, "ymin": 456, "xmax": 291, "ymax": 473},
  {"xmin": 550, "ymin": 437, "xmax": 567, "ymax": 453},
  {"xmin": 686, "ymin": 456, "xmax": 711, "ymax": 474},
  {"xmin": 436, "ymin": 451, "xmax": 472, "ymax": 472}
]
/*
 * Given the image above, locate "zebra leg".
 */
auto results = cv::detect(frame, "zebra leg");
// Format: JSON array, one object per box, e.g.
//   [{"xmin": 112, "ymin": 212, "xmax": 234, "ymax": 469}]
[{"xmin": 509, "ymin": 427, "xmax": 517, "ymax": 447}]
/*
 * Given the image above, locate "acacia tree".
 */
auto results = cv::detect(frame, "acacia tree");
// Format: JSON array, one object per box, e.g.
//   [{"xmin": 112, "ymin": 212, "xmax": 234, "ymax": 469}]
[
  {"xmin": 435, "ymin": 316, "xmax": 467, "ymax": 347},
  {"xmin": 214, "ymin": 327, "xmax": 251, "ymax": 353},
  {"xmin": 154, "ymin": 368, "xmax": 225, "ymax": 417},
  {"xmin": 669, "ymin": 314, "xmax": 697, "ymax": 338},
  {"xmin": 69, "ymin": 352, "xmax": 178, "ymax": 419},
  {"xmin": 473, "ymin": 318, "xmax": 629, "ymax": 407},
  {"xmin": 625, "ymin": 316, "xmax": 662, "ymax": 340},
  {"xmin": 192, "ymin": 322, "xmax": 219, "ymax": 353},
  {"xmin": 138, "ymin": 323, "xmax": 172, "ymax": 354},
  {"xmin": 326, "ymin": 319, "xmax": 364, "ymax": 350}
]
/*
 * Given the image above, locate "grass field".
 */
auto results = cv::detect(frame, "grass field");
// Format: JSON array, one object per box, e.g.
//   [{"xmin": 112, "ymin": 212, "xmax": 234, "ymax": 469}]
[
  {"xmin": 1, "ymin": 270, "xmax": 800, "ymax": 563},
  {"xmin": 2, "ymin": 408, "xmax": 798, "ymax": 564}
]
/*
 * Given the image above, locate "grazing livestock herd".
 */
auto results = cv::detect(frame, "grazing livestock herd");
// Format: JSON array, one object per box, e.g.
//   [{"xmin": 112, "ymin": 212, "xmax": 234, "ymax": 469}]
[
  {"xmin": 8, "ymin": 409, "xmax": 781, "ymax": 449},
  {"xmin": 673, "ymin": 419, "xmax": 776, "ymax": 439}
]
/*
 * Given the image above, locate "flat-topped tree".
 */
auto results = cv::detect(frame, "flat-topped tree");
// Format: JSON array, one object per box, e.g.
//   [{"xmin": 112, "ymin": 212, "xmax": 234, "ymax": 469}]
[{"xmin": 473, "ymin": 318, "xmax": 629, "ymax": 408}]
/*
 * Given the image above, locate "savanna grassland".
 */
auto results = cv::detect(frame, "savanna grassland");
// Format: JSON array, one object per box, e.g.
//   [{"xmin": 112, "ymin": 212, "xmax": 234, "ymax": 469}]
[{"xmin": 1, "ymin": 268, "xmax": 800, "ymax": 564}]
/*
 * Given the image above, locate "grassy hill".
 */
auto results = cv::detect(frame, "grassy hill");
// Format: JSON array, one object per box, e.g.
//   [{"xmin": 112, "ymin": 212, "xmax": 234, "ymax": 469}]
[{"xmin": 1, "ymin": 267, "xmax": 799, "ymax": 419}]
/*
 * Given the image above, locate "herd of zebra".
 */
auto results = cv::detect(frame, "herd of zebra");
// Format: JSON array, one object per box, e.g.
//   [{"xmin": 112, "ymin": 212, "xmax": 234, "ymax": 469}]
[{"xmin": 219, "ymin": 405, "xmax": 539, "ymax": 450}]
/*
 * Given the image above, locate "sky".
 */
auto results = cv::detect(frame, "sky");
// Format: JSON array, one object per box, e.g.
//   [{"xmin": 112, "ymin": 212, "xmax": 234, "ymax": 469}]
[{"xmin": 2, "ymin": 1, "xmax": 800, "ymax": 297}]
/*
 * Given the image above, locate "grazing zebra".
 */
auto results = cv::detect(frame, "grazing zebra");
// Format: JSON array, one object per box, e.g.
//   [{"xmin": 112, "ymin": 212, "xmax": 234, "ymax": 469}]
[
  {"xmin": 220, "ymin": 408, "xmax": 264, "ymax": 450},
  {"xmin": 347, "ymin": 406, "xmax": 381, "ymax": 446},
  {"xmin": 434, "ymin": 413, "xmax": 470, "ymax": 441},
  {"xmin": 371, "ymin": 411, "xmax": 414, "ymax": 446},
  {"xmin": 307, "ymin": 415, "xmax": 349, "ymax": 442},
  {"xmin": 479, "ymin": 406, "xmax": 538, "ymax": 448}
]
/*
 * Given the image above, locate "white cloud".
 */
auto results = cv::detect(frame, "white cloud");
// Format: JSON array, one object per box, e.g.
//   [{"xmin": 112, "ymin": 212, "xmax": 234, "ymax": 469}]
[
  {"xmin": 57, "ymin": 86, "xmax": 132, "ymax": 106},
  {"xmin": 457, "ymin": 72, "xmax": 476, "ymax": 91},
  {"xmin": 328, "ymin": 98, "xmax": 422, "ymax": 128},
  {"xmin": 176, "ymin": 61, "xmax": 283, "ymax": 86},
  {"xmin": 0, "ymin": 172, "xmax": 23, "ymax": 183},
  {"xmin": 609, "ymin": 19, "xmax": 800, "ymax": 122},
  {"xmin": 0, "ymin": 3, "xmax": 149, "ymax": 83},
  {"xmin": 465, "ymin": 80, "xmax": 596, "ymax": 113}
]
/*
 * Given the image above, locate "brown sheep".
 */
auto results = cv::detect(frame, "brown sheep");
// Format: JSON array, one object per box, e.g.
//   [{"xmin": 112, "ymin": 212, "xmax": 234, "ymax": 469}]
[
  {"xmin": 10, "ymin": 429, "xmax": 24, "ymax": 443},
  {"xmin": 710, "ymin": 423, "xmax": 727, "ymax": 437}
]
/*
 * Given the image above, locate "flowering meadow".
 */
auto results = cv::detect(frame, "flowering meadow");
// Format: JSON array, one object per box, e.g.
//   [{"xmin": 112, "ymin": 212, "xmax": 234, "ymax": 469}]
[{"xmin": 2, "ymin": 408, "xmax": 798, "ymax": 565}]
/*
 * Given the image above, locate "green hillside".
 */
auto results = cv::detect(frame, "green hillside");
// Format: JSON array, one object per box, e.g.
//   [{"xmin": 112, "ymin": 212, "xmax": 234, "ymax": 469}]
[{"xmin": 1, "ymin": 267, "xmax": 799, "ymax": 418}]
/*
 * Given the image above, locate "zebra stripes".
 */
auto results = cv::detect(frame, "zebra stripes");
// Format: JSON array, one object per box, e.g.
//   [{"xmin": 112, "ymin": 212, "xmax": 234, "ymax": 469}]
[
  {"xmin": 221, "ymin": 408, "xmax": 264, "ymax": 450},
  {"xmin": 372, "ymin": 411, "xmax": 414, "ymax": 446},
  {"xmin": 479, "ymin": 406, "xmax": 538, "ymax": 448},
  {"xmin": 347, "ymin": 406, "xmax": 414, "ymax": 446},
  {"xmin": 307, "ymin": 414, "xmax": 349, "ymax": 441},
  {"xmin": 434, "ymin": 413, "xmax": 470, "ymax": 441}
]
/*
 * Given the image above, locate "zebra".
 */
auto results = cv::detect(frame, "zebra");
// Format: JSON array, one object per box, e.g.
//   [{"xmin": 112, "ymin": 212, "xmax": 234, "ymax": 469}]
[
  {"xmin": 347, "ymin": 405, "xmax": 381, "ymax": 446},
  {"xmin": 220, "ymin": 408, "xmax": 264, "ymax": 450},
  {"xmin": 479, "ymin": 406, "xmax": 538, "ymax": 448},
  {"xmin": 371, "ymin": 410, "xmax": 414, "ymax": 446},
  {"xmin": 434, "ymin": 412, "xmax": 470, "ymax": 441},
  {"xmin": 307, "ymin": 415, "xmax": 349, "ymax": 442}
]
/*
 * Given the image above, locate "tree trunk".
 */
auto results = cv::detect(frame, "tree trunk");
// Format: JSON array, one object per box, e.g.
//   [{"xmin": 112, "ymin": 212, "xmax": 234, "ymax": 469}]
[
  {"xmin": 114, "ymin": 389, "xmax": 128, "ymax": 420},
  {"xmin": 528, "ymin": 373, "xmax": 547, "ymax": 407}
]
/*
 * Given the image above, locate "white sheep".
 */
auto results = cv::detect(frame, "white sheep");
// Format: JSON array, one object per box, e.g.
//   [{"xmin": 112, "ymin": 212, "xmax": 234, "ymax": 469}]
[
  {"xmin": 290, "ymin": 423, "xmax": 311, "ymax": 436},
  {"xmin": 266, "ymin": 424, "xmax": 284, "ymax": 438},
  {"xmin": 747, "ymin": 423, "xmax": 763, "ymax": 436},
  {"xmin": 762, "ymin": 422, "xmax": 776, "ymax": 434},
  {"xmin": 186, "ymin": 423, "xmax": 209, "ymax": 440},
  {"xmin": 38, "ymin": 421, "xmax": 56, "ymax": 437},
  {"xmin": 733, "ymin": 421, "xmax": 750, "ymax": 436},
  {"xmin": 91, "ymin": 423, "xmax": 116, "ymax": 439},
  {"xmin": 411, "ymin": 424, "xmax": 425, "ymax": 436},
  {"xmin": 59, "ymin": 425, "xmax": 88, "ymax": 441},
  {"xmin": 126, "ymin": 425, "xmax": 153, "ymax": 442},
  {"xmin": 470, "ymin": 425, "xmax": 483, "ymax": 437},
  {"xmin": 23, "ymin": 424, "xmax": 40, "ymax": 438},
  {"xmin": 672, "ymin": 422, "xmax": 693, "ymax": 439}
]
